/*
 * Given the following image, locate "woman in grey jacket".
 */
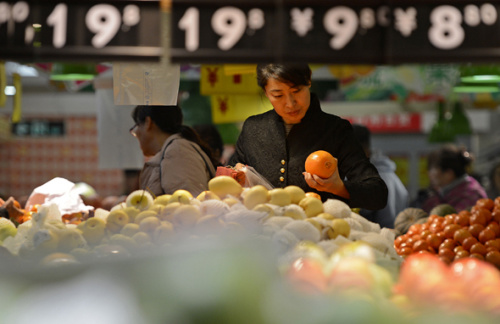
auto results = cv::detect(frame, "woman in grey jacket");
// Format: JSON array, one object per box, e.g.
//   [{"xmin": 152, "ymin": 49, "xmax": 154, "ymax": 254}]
[
  {"xmin": 229, "ymin": 63, "xmax": 387, "ymax": 211},
  {"xmin": 131, "ymin": 105, "xmax": 218, "ymax": 197}
]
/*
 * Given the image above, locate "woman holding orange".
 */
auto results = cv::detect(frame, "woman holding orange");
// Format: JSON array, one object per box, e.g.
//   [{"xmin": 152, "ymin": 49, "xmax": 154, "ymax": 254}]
[{"xmin": 229, "ymin": 63, "xmax": 387, "ymax": 210}]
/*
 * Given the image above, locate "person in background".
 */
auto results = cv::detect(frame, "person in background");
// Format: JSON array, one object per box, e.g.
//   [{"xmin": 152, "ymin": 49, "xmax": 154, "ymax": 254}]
[
  {"xmin": 229, "ymin": 63, "xmax": 387, "ymax": 210},
  {"xmin": 421, "ymin": 144, "xmax": 487, "ymax": 213},
  {"xmin": 352, "ymin": 124, "xmax": 408, "ymax": 228},
  {"xmin": 193, "ymin": 124, "xmax": 225, "ymax": 164},
  {"xmin": 486, "ymin": 161, "xmax": 500, "ymax": 199},
  {"xmin": 131, "ymin": 105, "xmax": 219, "ymax": 197}
]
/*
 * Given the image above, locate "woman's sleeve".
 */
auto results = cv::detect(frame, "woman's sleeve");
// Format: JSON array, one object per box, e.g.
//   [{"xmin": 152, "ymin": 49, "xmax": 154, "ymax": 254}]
[{"xmin": 337, "ymin": 123, "xmax": 388, "ymax": 210}]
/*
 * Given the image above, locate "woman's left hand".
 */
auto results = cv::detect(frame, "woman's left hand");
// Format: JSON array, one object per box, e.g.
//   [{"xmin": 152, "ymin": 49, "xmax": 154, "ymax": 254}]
[{"xmin": 303, "ymin": 168, "xmax": 350, "ymax": 199}]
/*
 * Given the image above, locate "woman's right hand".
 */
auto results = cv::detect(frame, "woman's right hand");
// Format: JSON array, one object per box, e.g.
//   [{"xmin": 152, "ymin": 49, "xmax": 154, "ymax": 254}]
[{"xmin": 303, "ymin": 168, "xmax": 350, "ymax": 199}]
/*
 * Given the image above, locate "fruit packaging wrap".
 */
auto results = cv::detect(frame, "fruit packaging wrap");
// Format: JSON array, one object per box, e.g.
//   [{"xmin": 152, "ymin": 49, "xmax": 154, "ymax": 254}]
[{"xmin": 216, "ymin": 166, "xmax": 246, "ymax": 187}]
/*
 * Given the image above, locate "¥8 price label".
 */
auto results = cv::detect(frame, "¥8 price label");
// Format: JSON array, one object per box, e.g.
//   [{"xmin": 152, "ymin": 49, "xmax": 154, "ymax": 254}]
[{"xmin": 0, "ymin": 0, "xmax": 161, "ymax": 61}]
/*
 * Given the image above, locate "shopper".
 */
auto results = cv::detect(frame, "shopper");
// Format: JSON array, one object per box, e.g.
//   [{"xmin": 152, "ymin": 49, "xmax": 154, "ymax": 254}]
[
  {"xmin": 421, "ymin": 144, "xmax": 487, "ymax": 213},
  {"xmin": 193, "ymin": 124, "xmax": 225, "ymax": 164},
  {"xmin": 486, "ymin": 161, "xmax": 500, "ymax": 199},
  {"xmin": 352, "ymin": 124, "xmax": 409, "ymax": 228},
  {"xmin": 229, "ymin": 63, "xmax": 388, "ymax": 210},
  {"xmin": 131, "ymin": 105, "xmax": 218, "ymax": 197}
]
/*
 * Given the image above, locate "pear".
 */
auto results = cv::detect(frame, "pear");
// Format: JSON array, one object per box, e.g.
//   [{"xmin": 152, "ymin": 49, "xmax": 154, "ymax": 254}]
[
  {"xmin": 126, "ymin": 190, "xmax": 154, "ymax": 210},
  {"xmin": 284, "ymin": 185, "xmax": 306, "ymax": 204},
  {"xmin": 252, "ymin": 204, "xmax": 275, "ymax": 220},
  {"xmin": 120, "ymin": 223, "xmax": 141, "ymax": 237},
  {"xmin": 268, "ymin": 188, "xmax": 292, "ymax": 207},
  {"xmin": 172, "ymin": 205, "xmax": 201, "ymax": 228},
  {"xmin": 33, "ymin": 229, "xmax": 60, "ymax": 254},
  {"xmin": 158, "ymin": 202, "xmax": 181, "ymax": 222},
  {"xmin": 57, "ymin": 228, "xmax": 87, "ymax": 252},
  {"xmin": 78, "ymin": 217, "xmax": 106, "ymax": 246},
  {"xmin": 0, "ymin": 218, "xmax": 17, "ymax": 242},
  {"xmin": 208, "ymin": 176, "xmax": 243, "ymax": 199},
  {"xmin": 223, "ymin": 197, "xmax": 240, "ymax": 207},
  {"xmin": 317, "ymin": 212, "xmax": 335, "ymax": 221},
  {"xmin": 122, "ymin": 206, "xmax": 141, "ymax": 223},
  {"xmin": 299, "ymin": 196, "xmax": 324, "ymax": 218},
  {"xmin": 134, "ymin": 210, "xmax": 158, "ymax": 224},
  {"xmin": 243, "ymin": 185, "xmax": 270, "ymax": 209},
  {"xmin": 196, "ymin": 190, "xmax": 221, "ymax": 201},
  {"xmin": 168, "ymin": 189, "xmax": 193, "ymax": 205},
  {"xmin": 153, "ymin": 221, "xmax": 175, "ymax": 245},
  {"xmin": 139, "ymin": 216, "xmax": 161, "ymax": 235},
  {"xmin": 153, "ymin": 194, "xmax": 172, "ymax": 206},
  {"xmin": 326, "ymin": 219, "xmax": 351, "ymax": 239},
  {"xmin": 109, "ymin": 233, "xmax": 138, "ymax": 252},
  {"xmin": 132, "ymin": 231, "xmax": 152, "ymax": 246},
  {"xmin": 106, "ymin": 209, "xmax": 130, "ymax": 233}
]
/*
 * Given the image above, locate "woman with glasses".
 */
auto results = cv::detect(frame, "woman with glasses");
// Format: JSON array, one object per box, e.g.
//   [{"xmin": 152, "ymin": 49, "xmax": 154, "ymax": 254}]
[{"xmin": 130, "ymin": 105, "xmax": 219, "ymax": 197}]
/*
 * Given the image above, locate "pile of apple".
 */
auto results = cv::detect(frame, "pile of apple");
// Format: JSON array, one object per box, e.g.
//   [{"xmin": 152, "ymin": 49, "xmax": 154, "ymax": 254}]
[
  {"xmin": 395, "ymin": 197, "xmax": 500, "ymax": 268},
  {"xmin": 394, "ymin": 251, "xmax": 500, "ymax": 317}
]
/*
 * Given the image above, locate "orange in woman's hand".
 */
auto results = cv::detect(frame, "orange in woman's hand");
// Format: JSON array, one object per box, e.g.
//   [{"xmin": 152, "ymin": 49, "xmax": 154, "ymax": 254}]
[{"xmin": 305, "ymin": 150, "xmax": 337, "ymax": 178}]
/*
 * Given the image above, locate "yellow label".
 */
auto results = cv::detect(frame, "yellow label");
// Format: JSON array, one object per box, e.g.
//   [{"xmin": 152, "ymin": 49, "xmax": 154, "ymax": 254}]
[
  {"xmin": 201, "ymin": 65, "xmax": 260, "ymax": 95},
  {"xmin": 211, "ymin": 94, "xmax": 273, "ymax": 124}
]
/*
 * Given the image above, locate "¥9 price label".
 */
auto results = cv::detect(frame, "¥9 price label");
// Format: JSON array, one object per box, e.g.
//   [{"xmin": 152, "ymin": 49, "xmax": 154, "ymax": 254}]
[{"xmin": 0, "ymin": 1, "xmax": 161, "ymax": 61}]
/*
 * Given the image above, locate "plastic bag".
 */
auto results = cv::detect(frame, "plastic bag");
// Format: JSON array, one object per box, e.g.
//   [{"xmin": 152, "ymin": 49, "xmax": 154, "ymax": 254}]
[{"xmin": 216, "ymin": 165, "xmax": 274, "ymax": 189}]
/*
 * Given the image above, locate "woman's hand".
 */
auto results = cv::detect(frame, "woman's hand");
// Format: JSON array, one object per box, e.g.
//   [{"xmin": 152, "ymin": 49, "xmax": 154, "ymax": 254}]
[{"xmin": 303, "ymin": 168, "xmax": 350, "ymax": 199}]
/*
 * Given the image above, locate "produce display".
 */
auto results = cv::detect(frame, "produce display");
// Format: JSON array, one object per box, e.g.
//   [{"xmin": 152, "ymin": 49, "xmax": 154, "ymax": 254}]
[{"xmin": 1, "ymin": 176, "xmax": 500, "ymax": 323}]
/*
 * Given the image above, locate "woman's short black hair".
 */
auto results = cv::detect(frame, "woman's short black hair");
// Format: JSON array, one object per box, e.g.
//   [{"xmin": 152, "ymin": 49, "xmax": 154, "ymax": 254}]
[{"xmin": 256, "ymin": 63, "xmax": 312, "ymax": 90}]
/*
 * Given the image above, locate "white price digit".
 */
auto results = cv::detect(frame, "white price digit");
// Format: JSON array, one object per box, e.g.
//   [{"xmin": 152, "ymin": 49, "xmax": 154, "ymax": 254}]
[
  {"xmin": 123, "ymin": 4, "xmax": 140, "ymax": 27},
  {"xmin": 46, "ymin": 3, "xmax": 67, "ymax": 48},
  {"xmin": 0, "ymin": 2, "xmax": 10, "ymax": 24},
  {"xmin": 12, "ymin": 1, "xmax": 28, "ymax": 22},
  {"xmin": 464, "ymin": 5, "xmax": 480, "ymax": 26},
  {"xmin": 481, "ymin": 3, "xmax": 497, "ymax": 25},
  {"xmin": 211, "ymin": 7, "xmax": 246, "ymax": 51},
  {"xmin": 85, "ymin": 4, "xmax": 121, "ymax": 48},
  {"xmin": 323, "ymin": 6, "xmax": 358, "ymax": 50},
  {"xmin": 178, "ymin": 7, "xmax": 199, "ymax": 52},
  {"xmin": 360, "ymin": 8, "xmax": 375, "ymax": 29},
  {"xmin": 428, "ymin": 6, "xmax": 464, "ymax": 50}
]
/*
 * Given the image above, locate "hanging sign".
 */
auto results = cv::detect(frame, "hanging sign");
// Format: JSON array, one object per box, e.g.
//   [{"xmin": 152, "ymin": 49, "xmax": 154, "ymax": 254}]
[
  {"xmin": 171, "ymin": 0, "xmax": 500, "ymax": 64},
  {"xmin": 0, "ymin": 0, "xmax": 162, "ymax": 61}
]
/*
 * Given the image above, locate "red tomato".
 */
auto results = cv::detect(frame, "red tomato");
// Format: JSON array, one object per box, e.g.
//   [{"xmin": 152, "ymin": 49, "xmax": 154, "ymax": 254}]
[
  {"xmin": 454, "ymin": 228, "xmax": 472, "ymax": 245},
  {"xmin": 443, "ymin": 224, "xmax": 461, "ymax": 239},
  {"xmin": 475, "ymin": 198, "xmax": 495, "ymax": 212},
  {"xmin": 462, "ymin": 236, "xmax": 479, "ymax": 251},
  {"xmin": 479, "ymin": 228, "xmax": 496, "ymax": 244},
  {"xmin": 469, "ymin": 223, "xmax": 485, "ymax": 238}
]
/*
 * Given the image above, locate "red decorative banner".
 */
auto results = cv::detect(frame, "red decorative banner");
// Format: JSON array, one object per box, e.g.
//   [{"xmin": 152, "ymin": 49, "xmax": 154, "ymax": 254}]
[{"xmin": 345, "ymin": 113, "xmax": 422, "ymax": 133}]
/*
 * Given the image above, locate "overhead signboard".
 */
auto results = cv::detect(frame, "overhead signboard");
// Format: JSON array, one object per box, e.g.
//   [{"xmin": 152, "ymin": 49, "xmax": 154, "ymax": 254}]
[
  {"xmin": 170, "ymin": 0, "xmax": 500, "ymax": 64},
  {"xmin": 0, "ymin": 0, "xmax": 162, "ymax": 62}
]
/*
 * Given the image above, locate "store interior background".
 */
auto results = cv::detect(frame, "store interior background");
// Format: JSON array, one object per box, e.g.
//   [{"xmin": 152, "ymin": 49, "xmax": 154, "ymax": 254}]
[{"xmin": 1, "ymin": 62, "xmax": 500, "ymax": 204}]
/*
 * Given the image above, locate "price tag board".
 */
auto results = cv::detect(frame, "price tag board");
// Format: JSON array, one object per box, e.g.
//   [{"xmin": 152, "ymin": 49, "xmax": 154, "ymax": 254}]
[
  {"xmin": 171, "ymin": 0, "xmax": 500, "ymax": 64},
  {"xmin": 0, "ymin": 0, "xmax": 162, "ymax": 62}
]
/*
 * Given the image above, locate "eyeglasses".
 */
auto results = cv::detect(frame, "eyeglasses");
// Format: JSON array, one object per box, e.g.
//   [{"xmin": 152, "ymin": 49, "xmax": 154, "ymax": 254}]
[{"xmin": 129, "ymin": 124, "xmax": 138, "ymax": 136}]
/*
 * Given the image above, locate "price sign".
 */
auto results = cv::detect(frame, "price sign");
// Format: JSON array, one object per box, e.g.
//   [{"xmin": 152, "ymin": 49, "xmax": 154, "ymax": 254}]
[
  {"xmin": 171, "ymin": 0, "xmax": 500, "ymax": 64},
  {"xmin": 0, "ymin": 0, "xmax": 162, "ymax": 61}
]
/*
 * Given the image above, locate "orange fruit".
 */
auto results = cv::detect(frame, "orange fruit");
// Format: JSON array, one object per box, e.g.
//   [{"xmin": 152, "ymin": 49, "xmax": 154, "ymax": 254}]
[{"xmin": 305, "ymin": 150, "xmax": 337, "ymax": 178}]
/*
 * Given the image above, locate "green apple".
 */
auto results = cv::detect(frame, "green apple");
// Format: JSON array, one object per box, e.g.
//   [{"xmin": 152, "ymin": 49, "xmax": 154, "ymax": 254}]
[
  {"xmin": 268, "ymin": 188, "xmax": 292, "ymax": 207},
  {"xmin": 109, "ymin": 233, "xmax": 138, "ymax": 252},
  {"xmin": 243, "ymin": 185, "xmax": 269, "ymax": 209},
  {"xmin": 208, "ymin": 176, "xmax": 243, "ymax": 199},
  {"xmin": 299, "ymin": 196, "xmax": 324, "ymax": 218},
  {"xmin": 33, "ymin": 229, "xmax": 60, "ymax": 254},
  {"xmin": 122, "ymin": 206, "xmax": 141, "ymax": 223},
  {"xmin": 78, "ymin": 217, "xmax": 106, "ymax": 246},
  {"xmin": 168, "ymin": 189, "xmax": 193, "ymax": 205},
  {"xmin": 284, "ymin": 185, "xmax": 306, "ymax": 204},
  {"xmin": 105, "ymin": 209, "xmax": 130, "ymax": 233}
]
